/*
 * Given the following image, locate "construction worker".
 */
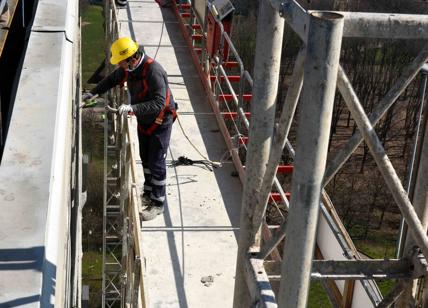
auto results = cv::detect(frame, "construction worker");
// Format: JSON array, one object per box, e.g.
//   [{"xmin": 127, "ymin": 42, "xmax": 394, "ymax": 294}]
[{"xmin": 83, "ymin": 37, "xmax": 177, "ymax": 221}]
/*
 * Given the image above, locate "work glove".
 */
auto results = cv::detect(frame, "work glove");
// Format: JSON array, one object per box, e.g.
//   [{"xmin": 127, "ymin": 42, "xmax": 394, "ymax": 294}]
[
  {"xmin": 118, "ymin": 104, "xmax": 134, "ymax": 115},
  {"xmin": 82, "ymin": 92, "xmax": 94, "ymax": 102},
  {"xmin": 81, "ymin": 92, "xmax": 98, "ymax": 108}
]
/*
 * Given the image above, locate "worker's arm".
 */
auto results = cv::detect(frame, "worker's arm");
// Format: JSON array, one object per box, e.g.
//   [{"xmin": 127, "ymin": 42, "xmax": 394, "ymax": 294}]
[
  {"xmin": 131, "ymin": 63, "xmax": 167, "ymax": 117},
  {"xmin": 90, "ymin": 67, "xmax": 126, "ymax": 95}
]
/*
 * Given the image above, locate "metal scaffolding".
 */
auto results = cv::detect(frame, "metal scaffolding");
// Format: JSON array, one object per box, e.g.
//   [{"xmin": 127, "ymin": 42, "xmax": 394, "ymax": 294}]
[
  {"xmin": 96, "ymin": 0, "xmax": 428, "ymax": 306},
  {"xmin": 101, "ymin": 1, "xmax": 147, "ymax": 307},
  {"xmin": 232, "ymin": 0, "xmax": 428, "ymax": 307}
]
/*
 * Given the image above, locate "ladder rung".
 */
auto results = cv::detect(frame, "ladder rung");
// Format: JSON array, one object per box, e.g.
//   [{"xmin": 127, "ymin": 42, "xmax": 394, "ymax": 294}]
[
  {"xmin": 194, "ymin": 47, "xmax": 202, "ymax": 54},
  {"xmin": 237, "ymin": 136, "xmax": 248, "ymax": 145},
  {"xmin": 222, "ymin": 112, "xmax": 251, "ymax": 120},
  {"xmin": 107, "ymin": 213, "xmax": 120, "ymax": 217},
  {"xmin": 277, "ymin": 165, "xmax": 293, "ymax": 174},
  {"xmin": 106, "ymin": 209, "xmax": 120, "ymax": 214},
  {"xmin": 219, "ymin": 94, "xmax": 252, "ymax": 103},
  {"xmin": 181, "ymin": 12, "xmax": 191, "ymax": 18},
  {"xmin": 191, "ymin": 34, "xmax": 203, "ymax": 40},
  {"xmin": 269, "ymin": 192, "xmax": 291, "ymax": 202},
  {"xmin": 223, "ymin": 61, "xmax": 239, "ymax": 68},
  {"xmin": 179, "ymin": 3, "xmax": 191, "ymax": 9},
  {"xmin": 210, "ymin": 75, "xmax": 241, "ymax": 82},
  {"xmin": 184, "ymin": 23, "xmax": 202, "ymax": 30},
  {"xmin": 106, "ymin": 211, "xmax": 120, "ymax": 214},
  {"xmin": 105, "ymin": 262, "xmax": 121, "ymax": 266},
  {"xmin": 106, "ymin": 235, "xmax": 119, "ymax": 239}
]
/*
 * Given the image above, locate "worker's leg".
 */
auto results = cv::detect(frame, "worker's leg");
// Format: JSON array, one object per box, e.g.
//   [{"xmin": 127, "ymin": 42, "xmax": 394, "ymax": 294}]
[
  {"xmin": 147, "ymin": 122, "xmax": 172, "ymax": 207},
  {"xmin": 137, "ymin": 131, "xmax": 152, "ymax": 199}
]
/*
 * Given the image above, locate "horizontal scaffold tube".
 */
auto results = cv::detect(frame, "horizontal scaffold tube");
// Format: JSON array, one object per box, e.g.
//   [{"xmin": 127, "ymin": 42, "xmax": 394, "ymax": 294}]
[{"xmin": 269, "ymin": 0, "xmax": 428, "ymax": 40}]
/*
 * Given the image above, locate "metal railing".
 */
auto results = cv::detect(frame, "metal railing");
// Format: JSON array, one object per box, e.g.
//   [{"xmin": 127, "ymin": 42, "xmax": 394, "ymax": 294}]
[
  {"xmin": 176, "ymin": 1, "xmax": 292, "ymax": 207},
  {"xmin": 101, "ymin": 1, "xmax": 147, "ymax": 307}
]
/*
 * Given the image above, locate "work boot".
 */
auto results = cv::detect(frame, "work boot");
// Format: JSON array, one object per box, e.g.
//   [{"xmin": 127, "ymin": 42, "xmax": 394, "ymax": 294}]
[
  {"xmin": 115, "ymin": 0, "xmax": 128, "ymax": 7},
  {"xmin": 140, "ymin": 193, "xmax": 151, "ymax": 208},
  {"xmin": 140, "ymin": 202, "xmax": 164, "ymax": 221}
]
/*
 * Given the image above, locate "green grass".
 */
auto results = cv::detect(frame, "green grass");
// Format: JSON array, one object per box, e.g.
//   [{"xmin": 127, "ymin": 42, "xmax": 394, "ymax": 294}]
[
  {"xmin": 81, "ymin": 3, "xmax": 106, "ymax": 306},
  {"xmin": 308, "ymin": 282, "xmax": 332, "ymax": 308},
  {"xmin": 82, "ymin": 250, "xmax": 103, "ymax": 308},
  {"xmin": 81, "ymin": 4, "xmax": 105, "ymax": 88},
  {"xmin": 82, "ymin": 250, "xmax": 103, "ymax": 277},
  {"xmin": 350, "ymin": 230, "xmax": 397, "ymax": 296},
  {"xmin": 308, "ymin": 277, "xmax": 394, "ymax": 304},
  {"xmin": 377, "ymin": 280, "xmax": 396, "ymax": 297},
  {"xmin": 355, "ymin": 239, "xmax": 396, "ymax": 259}
]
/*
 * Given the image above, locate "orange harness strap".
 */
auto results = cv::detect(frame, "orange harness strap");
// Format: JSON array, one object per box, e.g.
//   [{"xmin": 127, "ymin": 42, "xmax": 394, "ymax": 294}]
[
  {"xmin": 139, "ymin": 58, "xmax": 154, "ymax": 100},
  {"xmin": 138, "ymin": 89, "xmax": 176, "ymax": 136}
]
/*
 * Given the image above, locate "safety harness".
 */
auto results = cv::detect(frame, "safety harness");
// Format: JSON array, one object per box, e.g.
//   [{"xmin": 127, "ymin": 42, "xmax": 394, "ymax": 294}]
[
  {"xmin": 138, "ymin": 88, "xmax": 175, "ymax": 136},
  {"xmin": 124, "ymin": 57, "xmax": 177, "ymax": 136}
]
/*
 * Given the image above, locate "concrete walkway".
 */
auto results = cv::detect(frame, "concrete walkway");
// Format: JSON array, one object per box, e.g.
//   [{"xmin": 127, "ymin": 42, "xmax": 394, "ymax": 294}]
[{"xmin": 117, "ymin": 1, "xmax": 242, "ymax": 307}]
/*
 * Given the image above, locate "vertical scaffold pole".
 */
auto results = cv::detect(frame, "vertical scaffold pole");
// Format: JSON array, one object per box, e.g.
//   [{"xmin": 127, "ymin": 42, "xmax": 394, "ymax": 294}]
[
  {"xmin": 398, "ymin": 81, "xmax": 428, "ymax": 306},
  {"xmin": 232, "ymin": 0, "xmax": 284, "ymax": 306},
  {"xmin": 278, "ymin": 12, "xmax": 344, "ymax": 308},
  {"xmin": 396, "ymin": 69, "xmax": 428, "ymax": 259}
]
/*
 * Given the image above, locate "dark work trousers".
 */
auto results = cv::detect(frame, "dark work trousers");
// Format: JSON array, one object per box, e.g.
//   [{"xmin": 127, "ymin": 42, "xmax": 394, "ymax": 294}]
[{"xmin": 138, "ymin": 122, "xmax": 172, "ymax": 207}]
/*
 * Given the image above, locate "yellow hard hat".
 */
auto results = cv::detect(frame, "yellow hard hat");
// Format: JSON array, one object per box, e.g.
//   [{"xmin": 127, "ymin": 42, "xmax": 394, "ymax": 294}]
[{"xmin": 110, "ymin": 37, "xmax": 139, "ymax": 65}]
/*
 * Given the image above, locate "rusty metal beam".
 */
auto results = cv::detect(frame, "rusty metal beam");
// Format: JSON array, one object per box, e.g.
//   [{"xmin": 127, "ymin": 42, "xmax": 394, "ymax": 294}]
[
  {"xmin": 278, "ymin": 11, "xmax": 344, "ymax": 308},
  {"xmin": 233, "ymin": 0, "xmax": 285, "ymax": 306},
  {"xmin": 271, "ymin": 0, "xmax": 428, "ymax": 41},
  {"xmin": 266, "ymin": 258, "xmax": 423, "ymax": 280}
]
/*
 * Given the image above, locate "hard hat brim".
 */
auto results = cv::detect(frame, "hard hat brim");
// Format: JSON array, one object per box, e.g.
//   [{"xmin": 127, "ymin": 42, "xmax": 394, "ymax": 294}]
[{"xmin": 110, "ymin": 55, "xmax": 122, "ymax": 65}]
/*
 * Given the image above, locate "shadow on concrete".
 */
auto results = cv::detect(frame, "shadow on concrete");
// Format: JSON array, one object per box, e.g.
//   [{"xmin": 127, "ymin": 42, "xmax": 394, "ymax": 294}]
[
  {"xmin": 160, "ymin": 4, "xmax": 242, "ymax": 232},
  {"xmin": 0, "ymin": 246, "xmax": 56, "ymax": 308}
]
